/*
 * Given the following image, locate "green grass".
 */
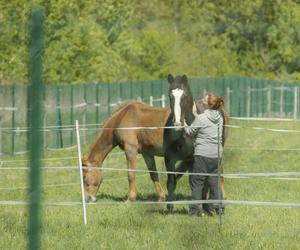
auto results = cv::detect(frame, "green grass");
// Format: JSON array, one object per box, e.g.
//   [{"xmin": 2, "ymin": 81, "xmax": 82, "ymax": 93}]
[{"xmin": 0, "ymin": 119, "xmax": 300, "ymax": 249}]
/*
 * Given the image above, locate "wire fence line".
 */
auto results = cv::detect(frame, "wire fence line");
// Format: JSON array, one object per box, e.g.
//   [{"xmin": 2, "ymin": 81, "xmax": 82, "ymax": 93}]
[
  {"xmin": 1, "ymin": 117, "xmax": 300, "ymax": 132},
  {"xmin": 1, "ymin": 163, "xmax": 300, "ymax": 178},
  {"xmin": 1, "ymin": 143, "xmax": 300, "ymax": 165},
  {"xmin": 1, "ymin": 173, "xmax": 299, "ymax": 192},
  {"xmin": 0, "ymin": 95, "xmax": 167, "ymax": 112},
  {"xmin": 0, "ymin": 119, "xmax": 300, "ymax": 156},
  {"xmin": 1, "ymin": 199, "xmax": 300, "ymax": 208},
  {"xmin": 1, "ymin": 177, "xmax": 299, "ymax": 192},
  {"xmin": 0, "ymin": 174, "xmax": 151, "ymax": 191}
]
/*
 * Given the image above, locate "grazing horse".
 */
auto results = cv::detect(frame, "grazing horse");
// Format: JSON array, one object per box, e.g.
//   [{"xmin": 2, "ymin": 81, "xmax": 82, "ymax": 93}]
[
  {"xmin": 164, "ymin": 74, "xmax": 228, "ymax": 211},
  {"xmin": 82, "ymin": 101, "xmax": 170, "ymax": 202}
]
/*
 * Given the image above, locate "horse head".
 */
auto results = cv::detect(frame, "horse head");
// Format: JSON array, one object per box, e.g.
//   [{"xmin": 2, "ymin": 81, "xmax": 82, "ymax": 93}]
[
  {"xmin": 82, "ymin": 158, "xmax": 103, "ymax": 202},
  {"xmin": 167, "ymin": 74, "xmax": 194, "ymax": 129}
]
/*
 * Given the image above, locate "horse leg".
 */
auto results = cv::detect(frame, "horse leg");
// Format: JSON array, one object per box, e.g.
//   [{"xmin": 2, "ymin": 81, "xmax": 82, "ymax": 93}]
[
  {"xmin": 165, "ymin": 154, "xmax": 177, "ymax": 212},
  {"xmin": 124, "ymin": 144, "xmax": 138, "ymax": 202},
  {"xmin": 220, "ymin": 165, "xmax": 227, "ymax": 200},
  {"xmin": 175, "ymin": 159, "xmax": 192, "ymax": 182},
  {"xmin": 175, "ymin": 161, "xmax": 187, "ymax": 183},
  {"xmin": 202, "ymin": 179, "xmax": 210, "ymax": 213},
  {"xmin": 142, "ymin": 153, "xmax": 165, "ymax": 202}
]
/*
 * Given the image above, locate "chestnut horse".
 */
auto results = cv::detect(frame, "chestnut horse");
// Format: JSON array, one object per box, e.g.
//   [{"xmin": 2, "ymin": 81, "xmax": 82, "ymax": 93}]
[
  {"xmin": 82, "ymin": 101, "xmax": 170, "ymax": 202},
  {"xmin": 82, "ymin": 74, "xmax": 228, "ymax": 208}
]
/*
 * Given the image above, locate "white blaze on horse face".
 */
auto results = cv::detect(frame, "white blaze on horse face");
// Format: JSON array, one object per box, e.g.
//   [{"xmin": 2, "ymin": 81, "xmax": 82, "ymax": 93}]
[{"xmin": 172, "ymin": 88, "xmax": 184, "ymax": 126}]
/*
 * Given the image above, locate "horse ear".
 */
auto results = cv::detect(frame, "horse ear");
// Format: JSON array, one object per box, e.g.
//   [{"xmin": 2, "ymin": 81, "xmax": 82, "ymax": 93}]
[
  {"xmin": 182, "ymin": 74, "xmax": 188, "ymax": 83},
  {"xmin": 167, "ymin": 74, "xmax": 174, "ymax": 84}
]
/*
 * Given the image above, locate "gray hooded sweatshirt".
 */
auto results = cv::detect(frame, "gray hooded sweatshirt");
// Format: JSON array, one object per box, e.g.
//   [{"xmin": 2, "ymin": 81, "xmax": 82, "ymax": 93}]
[{"xmin": 184, "ymin": 109, "xmax": 223, "ymax": 158}]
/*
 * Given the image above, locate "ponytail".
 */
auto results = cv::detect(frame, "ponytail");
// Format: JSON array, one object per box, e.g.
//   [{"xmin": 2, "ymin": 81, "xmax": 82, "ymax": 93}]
[{"xmin": 206, "ymin": 93, "xmax": 224, "ymax": 110}]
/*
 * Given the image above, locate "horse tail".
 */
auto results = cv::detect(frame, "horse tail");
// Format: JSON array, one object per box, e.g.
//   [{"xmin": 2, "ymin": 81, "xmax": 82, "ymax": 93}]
[{"xmin": 220, "ymin": 108, "xmax": 229, "ymax": 147}]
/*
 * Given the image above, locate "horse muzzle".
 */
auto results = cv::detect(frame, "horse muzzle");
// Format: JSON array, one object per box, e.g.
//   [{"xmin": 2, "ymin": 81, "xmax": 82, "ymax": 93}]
[
  {"xmin": 173, "ymin": 122, "xmax": 183, "ymax": 131},
  {"xmin": 85, "ymin": 193, "xmax": 97, "ymax": 203}
]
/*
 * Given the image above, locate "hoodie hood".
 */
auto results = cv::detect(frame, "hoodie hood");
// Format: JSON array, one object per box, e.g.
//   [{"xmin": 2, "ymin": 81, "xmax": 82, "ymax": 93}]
[{"xmin": 204, "ymin": 109, "xmax": 222, "ymax": 123}]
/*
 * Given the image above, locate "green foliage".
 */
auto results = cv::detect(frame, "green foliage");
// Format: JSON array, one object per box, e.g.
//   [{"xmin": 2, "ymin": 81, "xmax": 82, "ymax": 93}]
[{"xmin": 1, "ymin": 0, "xmax": 300, "ymax": 84}]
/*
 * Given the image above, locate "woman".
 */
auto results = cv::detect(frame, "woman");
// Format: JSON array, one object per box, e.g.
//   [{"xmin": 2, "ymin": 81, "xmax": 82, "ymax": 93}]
[{"xmin": 184, "ymin": 93, "xmax": 225, "ymax": 216}]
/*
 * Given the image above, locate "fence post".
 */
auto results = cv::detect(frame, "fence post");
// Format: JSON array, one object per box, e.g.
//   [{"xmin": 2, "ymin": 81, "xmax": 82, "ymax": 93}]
[
  {"xmin": 203, "ymin": 88, "xmax": 207, "ymax": 98},
  {"xmin": 107, "ymin": 83, "xmax": 111, "ymax": 115},
  {"xmin": 294, "ymin": 86, "xmax": 298, "ymax": 120},
  {"xmin": 226, "ymin": 87, "xmax": 230, "ymax": 114},
  {"xmin": 70, "ymin": 85, "xmax": 74, "ymax": 145},
  {"xmin": 11, "ymin": 85, "xmax": 16, "ymax": 155},
  {"xmin": 56, "ymin": 86, "xmax": 63, "ymax": 148},
  {"xmin": 96, "ymin": 83, "xmax": 100, "ymax": 125},
  {"xmin": 0, "ymin": 116, "xmax": 2, "ymax": 159},
  {"xmin": 280, "ymin": 86, "xmax": 284, "ymax": 118},
  {"xmin": 217, "ymin": 123, "xmax": 223, "ymax": 228},
  {"xmin": 83, "ymin": 84, "xmax": 87, "ymax": 145},
  {"xmin": 149, "ymin": 96, "xmax": 153, "ymax": 106},
  {"xmin": 28, "ymin": 7, "xmax": 44, "ymax": 250},
  {"xmin": 246, "ymin": 85, "xmax": 251, "ymax": 117},
  {"xmin": 267, "ymin": 85, "xmax": 272, "ymax": 117},
  {"xmin": 130, "ymin": 81, "xmax": 133, "ymax": 99},
  {"xmin": 162, "ymin": 94, "xmax": 165, "ymax": 108},
  {"xmin": 75, "ymin": 120, "xmax": 87, "ymax": 225},
  {"xmin": 43, "ymin": 88, "xmax": 47, "ymax": 150}
]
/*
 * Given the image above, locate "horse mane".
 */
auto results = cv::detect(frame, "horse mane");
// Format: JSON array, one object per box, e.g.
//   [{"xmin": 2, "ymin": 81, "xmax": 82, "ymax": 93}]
[
  {"xmin": 88, "ymin": 100, "xmax": 143, "ymax": 147},
  {"xmin": 100, "ymin": 100, "xmax": 142, "ymax": 127}
]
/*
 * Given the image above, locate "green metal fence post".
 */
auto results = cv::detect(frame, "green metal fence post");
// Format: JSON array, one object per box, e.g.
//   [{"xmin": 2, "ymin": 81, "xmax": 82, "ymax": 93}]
[
  {"xmin": 70, "ymin": 85, "xmax": 74, "ymax": 145},
  {"xmin": 107, "ymin": 83, "xmax": 111, "ymax": 115},
  {"xmin": 250, "ymin": 78, "xmax": 256, "ymax": 117},
  {"xmin": 56, "ymin": 85, "xmax": 63, "ymax": 148},
  {"xmin": 11, "ymin": 85, "xmax": 16, "ymax": 155},
  {"xmin": 42, "ymin": 85, "xmax": 47, "ymax": 150},
  {"xmin": 0, "ymin": 116, "xmax": 2, "ymax": 159},
  {"xmin": 130, "ymin": 81, "xmax": 133, "ymax": 99},
  {"xmin": 294, "ymin": 86, "xmax": 298, "ymax": 120},
  {"xmin": 246, "ymin": 84, "xmax": 251, "ymax": 117},
  {"xmin": 28, "ymin": 7, "xmax": 44, "ymax": 250},
  {"xmin": 259, "ymin": 79, "xmax": 265, "ymax": 117},
  {"xmin": 96, "ymin": 83, "xmax": 100, "ymax": 125},
  {"xmin": 226, "ymin": 86, "xmax": 231, "ymax": 114},
  {"xmin": 267, "ymin": 83, "xmax": 272, "ymax": 117},
  {"xmin": 83, "ymin": 84, "xmax": 87, "ymax": 144},
  {"xmin": 279, "ymin": 85, "xmax": 283, "ymax": 117}
]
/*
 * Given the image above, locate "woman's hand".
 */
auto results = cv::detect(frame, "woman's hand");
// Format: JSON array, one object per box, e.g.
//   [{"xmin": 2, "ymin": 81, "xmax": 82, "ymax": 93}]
[{"xmin": 184, "ymin": 120, "xmax": 188, "ymax": 127}]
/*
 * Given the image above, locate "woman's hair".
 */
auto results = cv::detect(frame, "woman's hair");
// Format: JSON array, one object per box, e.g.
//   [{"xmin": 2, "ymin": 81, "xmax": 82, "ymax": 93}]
[
  {"xmin": 206, "ymin": 92, "xmax": 224, "ymax": 110},
  {"xmin": 195, "ymin": 99, "xmax": 205, "ymax": 114}
]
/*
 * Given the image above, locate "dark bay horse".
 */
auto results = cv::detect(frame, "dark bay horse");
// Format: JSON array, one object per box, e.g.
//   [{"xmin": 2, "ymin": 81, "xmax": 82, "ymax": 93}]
[
  {"xmin": 164, "ymin": 74, "xmax": 228, "ymax": 211},
  {"xmin": 163, "ymin": 74, "xmax": 194, "ymax": 210}
]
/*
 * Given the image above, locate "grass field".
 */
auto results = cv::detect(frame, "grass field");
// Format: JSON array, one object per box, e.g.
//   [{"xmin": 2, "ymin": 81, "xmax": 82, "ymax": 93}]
[{"xmin": 0, "ymin": 119, "xmax": 300, "ymax": 249}]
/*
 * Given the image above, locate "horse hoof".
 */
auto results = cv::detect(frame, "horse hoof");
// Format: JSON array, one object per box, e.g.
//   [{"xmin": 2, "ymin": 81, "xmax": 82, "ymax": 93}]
[
  {"xmin": 157, "ymin": 196, "xmax": 166, "ymax": 202},
  {"xmin": 126, "ymin": 197, "xmax": 136, "ymax": 203},
  {"xmin": 166, "ymin": 204, "xmax": 174, "ymax": 213},
  {"xmin": 163, "ymin": 209, "xmax": 172, "ymax": 215}
]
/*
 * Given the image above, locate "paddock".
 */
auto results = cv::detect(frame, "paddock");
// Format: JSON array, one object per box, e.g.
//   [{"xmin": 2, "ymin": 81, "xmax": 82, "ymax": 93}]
[{"xmin": 0, "ymin": 117, "xmax": 299, "ymax": 249}]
